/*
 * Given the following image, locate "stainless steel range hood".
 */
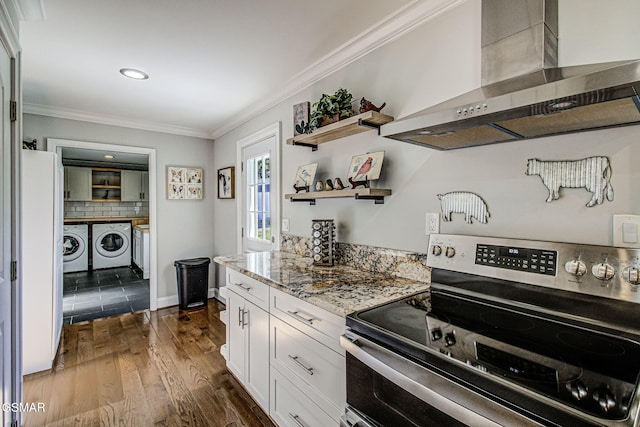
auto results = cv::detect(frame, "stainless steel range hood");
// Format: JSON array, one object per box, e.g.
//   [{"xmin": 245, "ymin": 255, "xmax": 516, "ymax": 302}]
[{"xmin": 381, "ymin": 0, "xmax": 640, "ymax": 150}]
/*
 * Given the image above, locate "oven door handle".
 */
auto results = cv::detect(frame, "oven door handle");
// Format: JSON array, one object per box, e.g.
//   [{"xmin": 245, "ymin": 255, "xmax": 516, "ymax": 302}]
[{"xmin": 340, "ymin": 334, "xmax": 541, "ymax": 427}]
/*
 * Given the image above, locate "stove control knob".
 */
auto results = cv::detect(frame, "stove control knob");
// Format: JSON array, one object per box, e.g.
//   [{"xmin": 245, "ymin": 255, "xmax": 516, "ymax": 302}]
[
  {"xmin": 593, "ymin": 387, "xmax": 616, "ymax": 413},
  {"xmin": 623, "ymin": 267, "xmax": 640, "ymax": 285},
  {"xmin": 431, "ymin": 328, "xmax": 443, "ymax": 341},
  {"xmin": 568, "ymin": 380, "xmax": 588, "ymax": 401},
  {"xmin": 444, "ymin": 246, "xmax": 456, "ymax": 258},
  {"xmin": 444, "ymin": 332, "xmax": 456, "ymax": 347},
  {"xmin": 592, "ymin": 262, "xmax": 615, "ymax": 281},
  {"xmin": 564, "ymin": 260, "xmax": 587, "ymax": 277},
  {"xmin": 431, "ymin": 245, "xmax": 442, "ymax": 256}
]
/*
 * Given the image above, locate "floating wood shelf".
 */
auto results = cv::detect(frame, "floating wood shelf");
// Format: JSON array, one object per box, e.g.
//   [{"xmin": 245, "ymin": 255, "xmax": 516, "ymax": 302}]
[
  {"xmin": 286, "ymin": 111, "xmax": 394, "ymax": 151},
  {"xmin": 91, "ymin": 199, "xmax": 121, "ymax": 202},
  {"xmin": 285, "ymin": 188, "xmax": 391, "ymax": 205},
  {"xmin": 92, "ymin": 185, "xmax": 121, "ymax": 189}
]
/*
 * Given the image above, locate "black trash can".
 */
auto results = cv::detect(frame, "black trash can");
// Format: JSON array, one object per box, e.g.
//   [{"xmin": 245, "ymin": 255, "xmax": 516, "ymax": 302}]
[{"xmin": 174, "ymin": 257, "xmax": 211, "ymax": 309}]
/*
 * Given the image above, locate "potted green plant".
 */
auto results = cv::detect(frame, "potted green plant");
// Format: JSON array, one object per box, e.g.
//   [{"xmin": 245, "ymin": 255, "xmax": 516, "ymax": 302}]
[{"xmin": 305, "ymin": 88, "xmax": 355, "ymax": 133}]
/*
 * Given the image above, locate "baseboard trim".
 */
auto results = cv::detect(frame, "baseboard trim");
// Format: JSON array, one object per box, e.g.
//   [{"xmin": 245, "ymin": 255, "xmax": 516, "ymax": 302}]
[{"xmin": 155, "ymin": 288, "xmax": 221, "ymax": 310}]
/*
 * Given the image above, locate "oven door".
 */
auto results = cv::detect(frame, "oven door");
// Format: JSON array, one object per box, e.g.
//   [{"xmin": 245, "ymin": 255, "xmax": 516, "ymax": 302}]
[{"xmin": 340, "ymin": 333, "xmax": 544, "ymax": 427}]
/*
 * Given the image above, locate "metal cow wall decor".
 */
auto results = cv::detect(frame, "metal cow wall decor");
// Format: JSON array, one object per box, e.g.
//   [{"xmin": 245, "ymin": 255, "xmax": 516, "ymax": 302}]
[
  {"xmin": 525, "ymin": 156, "xmax": 613, "ymax": 207},
  {"xmin": 437, "ymin": 191, "xmax": 490, "ymax": 224}
]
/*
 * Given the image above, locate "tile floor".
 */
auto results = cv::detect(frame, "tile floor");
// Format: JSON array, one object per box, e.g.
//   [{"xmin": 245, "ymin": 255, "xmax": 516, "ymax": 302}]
[{"xmin": 63, "ymin": 266, "xmax": 150, "ymax": 324}]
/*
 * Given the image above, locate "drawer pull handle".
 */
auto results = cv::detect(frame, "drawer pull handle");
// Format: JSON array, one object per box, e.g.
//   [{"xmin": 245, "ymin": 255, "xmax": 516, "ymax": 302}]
[
  {"xmin": 238, "ymin": 306, "xmax": 243, "ymax": 327},
  {"xmin": 288, "ymin": 413, "xmax": 306, "ymax": 427},
  {"xmin": 232, "ymin": 282, "xmax": 252, "ymax": 292},
  {"xmin": 288, "ymin": 355, "xmax": 314, "ymax": 375},
  {"xmin": 287, "ymin": 310, "xmax": 314, "ymax": 325}
]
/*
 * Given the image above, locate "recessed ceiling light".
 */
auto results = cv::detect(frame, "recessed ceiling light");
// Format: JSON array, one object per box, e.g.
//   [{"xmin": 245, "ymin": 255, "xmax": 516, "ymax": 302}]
[
  {"xmin": 104, "ymin": 154, "xmax": 114, "ymax": 159},
  {"xmin": 119, "ymin": 68, "xmax": 149, "ymax": 80}
]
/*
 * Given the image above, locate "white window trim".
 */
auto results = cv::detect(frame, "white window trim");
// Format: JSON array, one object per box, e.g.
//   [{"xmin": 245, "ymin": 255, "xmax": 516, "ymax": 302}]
[{"xmin": 236, "ymin": 122, "xmax": 281, "ymax": 254}]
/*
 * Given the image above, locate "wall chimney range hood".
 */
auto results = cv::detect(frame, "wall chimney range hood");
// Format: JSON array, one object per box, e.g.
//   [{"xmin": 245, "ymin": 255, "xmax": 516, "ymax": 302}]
[{"xmin": 381, "ymin": 0, "xmax": 640, "ymax": 150}]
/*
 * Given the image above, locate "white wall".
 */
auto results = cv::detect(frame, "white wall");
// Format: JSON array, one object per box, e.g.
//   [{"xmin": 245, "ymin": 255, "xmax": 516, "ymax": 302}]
[
  {"xmin": 212, "ymin": 0, "xmax": 640, "ymax": 270},
  {"xmin": 24, "ymin": 114, "xmax": 215, "ymax": 304}
]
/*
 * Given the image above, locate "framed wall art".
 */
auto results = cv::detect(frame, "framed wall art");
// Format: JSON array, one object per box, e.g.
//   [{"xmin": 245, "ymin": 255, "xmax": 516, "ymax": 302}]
[
  {"xmin": 347, "ymin": 151, "xmax": 385, "ymax": 182},
  {"xmin": 293, "ymin": 162, "xmax": 317, "ymax": 192},
  {"xmin": 218, "ymin": 166, "xmax": 235, "ymax": 199},
  {"xmin": 167, "ymin": 166, "xmax": 203, "ymax": 200},
  {"xmin": 293, "ymin": 101, "xmax": 310, "ymax": 136}
]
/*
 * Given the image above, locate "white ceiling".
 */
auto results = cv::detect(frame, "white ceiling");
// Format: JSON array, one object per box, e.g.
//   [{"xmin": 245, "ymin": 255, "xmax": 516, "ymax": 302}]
[{"xmin": 18, "ymin": 0, "xmax": 456, "ymax": 140}]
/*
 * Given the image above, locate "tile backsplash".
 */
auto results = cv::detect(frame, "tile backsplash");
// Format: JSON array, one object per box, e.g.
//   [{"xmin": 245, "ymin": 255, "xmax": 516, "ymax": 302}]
[
  {"xmin": 281, "ymin": 233, "xmax": 430, "ymax": 283},
  {"xmin": 64, "ymin": 201, "xmax": 149, "ymax": 218}
]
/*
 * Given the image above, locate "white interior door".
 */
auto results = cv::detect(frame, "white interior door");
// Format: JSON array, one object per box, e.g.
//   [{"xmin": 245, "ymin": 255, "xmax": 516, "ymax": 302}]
[
  {"xmin": 0, "ymin": 42, "xmax": 14, "ymax": 427},
  {"xmin": 239, "ymin": 125, "xmax": 280, "ymax": 253}
]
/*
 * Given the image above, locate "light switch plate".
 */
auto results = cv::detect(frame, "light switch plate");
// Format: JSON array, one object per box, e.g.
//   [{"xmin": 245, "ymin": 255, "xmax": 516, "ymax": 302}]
[
  {"xmin": 613, "ymin": 214, "xmax": 640, "ymax": 248},
  {"xmin": 282, "ymin": 218, "xmax": 290, "ymax": 233}
]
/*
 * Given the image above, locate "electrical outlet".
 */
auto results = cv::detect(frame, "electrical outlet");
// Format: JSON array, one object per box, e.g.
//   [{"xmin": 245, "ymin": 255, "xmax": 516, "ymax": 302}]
[
  {"xmin": 426, "ymin": 212, "xmax": 440, "ymax": 234},
  {"xmin": 282, "ymin": 218, "xmax": 290, "ymax": 232}
]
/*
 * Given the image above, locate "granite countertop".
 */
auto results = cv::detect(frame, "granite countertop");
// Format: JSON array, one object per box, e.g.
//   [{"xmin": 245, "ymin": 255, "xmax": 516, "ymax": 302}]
[{"xmin": 214, "ymin": 251, "xmax": 429, "ymax": 317}]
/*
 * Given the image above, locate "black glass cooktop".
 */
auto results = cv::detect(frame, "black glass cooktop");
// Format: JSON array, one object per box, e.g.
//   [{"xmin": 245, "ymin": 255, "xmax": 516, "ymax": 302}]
[{"xmin": 348, "ymin": 270, "xmax": 640, "ymax": 422}]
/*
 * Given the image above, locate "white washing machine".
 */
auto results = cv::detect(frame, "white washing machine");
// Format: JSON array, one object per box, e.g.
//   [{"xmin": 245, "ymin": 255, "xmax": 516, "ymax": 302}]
[
  {"xmin": 63, "ymin": 224, "xmax": 89, "ymax": 273},
  {"xmin": 92, "ymin": 222, "xmax": 132, "ymax": 269}
]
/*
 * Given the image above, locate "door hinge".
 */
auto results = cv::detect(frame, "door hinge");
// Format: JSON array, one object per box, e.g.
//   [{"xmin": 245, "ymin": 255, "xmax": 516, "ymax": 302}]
[
  {"xmin": 271, "ymin": 236, "xmax": 275, "ymax": 243},
  {"xmin": 241, "ymin": 227, "xmax": 244, "ymax": 238},
  {"xmin": 10, "ymin": 260, "xmax": 17, "ymax": 281},
  {"xmin": 9, "ymin": 100, "xmax": 16, "ymax": 121}
]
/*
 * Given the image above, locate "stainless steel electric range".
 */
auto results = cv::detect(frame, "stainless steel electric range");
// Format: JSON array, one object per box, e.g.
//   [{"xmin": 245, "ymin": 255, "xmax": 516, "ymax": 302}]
[{"xmin": 341, "ymin": 234, "xmax": 640, "ymax": 427}]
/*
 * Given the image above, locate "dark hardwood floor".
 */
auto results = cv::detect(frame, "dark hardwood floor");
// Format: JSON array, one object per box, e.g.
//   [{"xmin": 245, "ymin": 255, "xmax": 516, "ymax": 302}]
[{"xmin": 23, "ymin": 300, "xmax": 275, "ymax": 427}]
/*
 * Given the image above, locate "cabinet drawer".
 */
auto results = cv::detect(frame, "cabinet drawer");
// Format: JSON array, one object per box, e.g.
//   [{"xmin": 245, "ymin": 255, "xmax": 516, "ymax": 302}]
[
  {"xmin": 270, "ymin": 287, "xmax": 345, "ymax": 354},
  {"xmin": 270, "ymin": 367, "xmax": 338, "ymax": 427},
  {"xmin": 271, "ymin": 316, "xmax": 345, "ymax": 418},
  {"xmin": 227, "ymin": 269, "xmax": 269, "ymax": 311}
]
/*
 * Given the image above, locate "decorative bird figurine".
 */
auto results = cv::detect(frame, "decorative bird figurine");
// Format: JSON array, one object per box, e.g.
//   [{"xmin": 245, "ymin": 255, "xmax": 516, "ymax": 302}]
[
  {"xmin": 315, "ymin": 181, "xmax": 324, "ymax": 191},
  {"xmin": 353, "ymin": 157, "xmax": 373, "ymax": 180},
  {"xmin": 359, "ymin": 97, "xmax": 386, "ymax": 113},
  {"xmin": 325, "ymin": 179, "xmax": 333, "ymax": 191},
  {"xmin": 334, "ymin": 177, "xmax": 344, "ymax": 190}
]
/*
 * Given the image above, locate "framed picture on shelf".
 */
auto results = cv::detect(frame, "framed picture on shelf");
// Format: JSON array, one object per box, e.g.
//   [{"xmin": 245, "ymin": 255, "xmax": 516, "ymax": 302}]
[
  {"xmin": 294, "ymin": 162, "xmax": 317, "ymax": 189},
  {"xmin": 167, "ymin": 166, "xmax": 203, "ymax": 200},
  {"xmin": 293, "ymin": 101, "xmax": 310, "ymax": 136},
  {"xmin": 218, "ymin": 166, "xmax": 235, "ymax": 199},
  {"xmin": 347, "ymin": 151, "xmax": 385, "ymax": 181}
]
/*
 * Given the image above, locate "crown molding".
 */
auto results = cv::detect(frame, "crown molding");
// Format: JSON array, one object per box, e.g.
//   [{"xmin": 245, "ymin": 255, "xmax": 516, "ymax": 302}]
[
  {"xmin": 0, "ymin": 0, "xmax": 21, "ymax": 55},
  {"xmin": 208, "ymin": 0, "xmax": 465, "ymax": 139},
  {"xmin": 17, "ymin": 0, "xmax": 46, "ymax": 21},
  {"xmin": 23, "ymin": 103, "xmax": 213, "ymax": 140}
]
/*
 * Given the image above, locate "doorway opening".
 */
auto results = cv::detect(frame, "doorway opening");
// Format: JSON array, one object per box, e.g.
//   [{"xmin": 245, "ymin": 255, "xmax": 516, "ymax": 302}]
[{"xmin": 48, "ymin": 138, "xmax": 158, "ymax": 323}]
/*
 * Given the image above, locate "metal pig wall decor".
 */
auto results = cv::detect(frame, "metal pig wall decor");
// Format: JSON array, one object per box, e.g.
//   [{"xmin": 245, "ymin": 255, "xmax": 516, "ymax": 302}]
[
  {"xmin": 437, "ymin": 192, "xmax": 490, "ymax": 224},
  {"xmin": 525, "ymin": 156, "xmax": 614, "ymax": 207}
]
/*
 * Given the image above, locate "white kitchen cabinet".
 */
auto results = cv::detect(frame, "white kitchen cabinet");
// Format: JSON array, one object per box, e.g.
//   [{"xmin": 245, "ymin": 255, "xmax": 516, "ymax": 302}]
[
  {"xmin": 270, "ymin": 286, "xmax": 345, "ymax": 354},
  {"xmin": 22, "ymin": 151, "xmax": 63, "ymax": 374},
  {"xmin": 270, "ymin": 287, "xmax": 346, "ymax": 423},
  {"xmin": 225, "ymin": 270, "xmax": 270, "ymax": 413},
  {"xmin": 132, "ymin": 225, "xmax": 149, "ymax": 279},
  {"xmin": 64, "ymin": 166, "xmax": 92, "ymax": 201},
  {"xmin": 121, "ymin": 170, "xmax": 149, "ymax": 201},
  {"xmin": 270, "ymin": 315, "xmax": 346, "ymax": 420},
  {"xmin": 270, "ymin": 366, "xmax": 337, "ymax": 427}
]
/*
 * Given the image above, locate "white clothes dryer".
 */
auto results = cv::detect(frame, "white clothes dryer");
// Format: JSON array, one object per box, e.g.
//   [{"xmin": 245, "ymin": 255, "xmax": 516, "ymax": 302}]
[
  {"xmin": 92, "ymin": 222, "xmax": 132, "ymax": 269},
  {"xmin": 63, "ymin": 224, "xmax": 89, "ymax": 273}
]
